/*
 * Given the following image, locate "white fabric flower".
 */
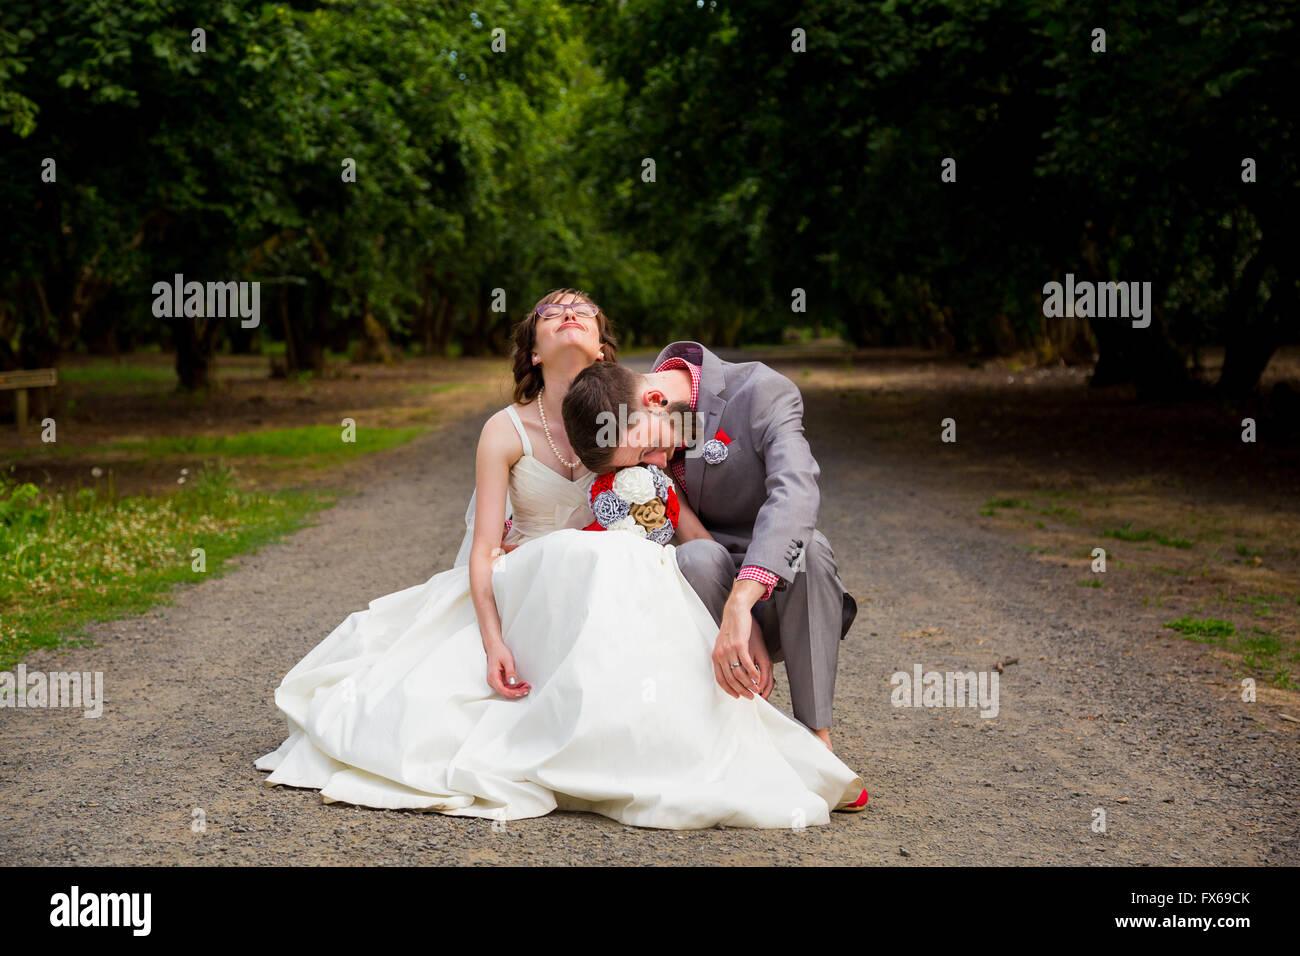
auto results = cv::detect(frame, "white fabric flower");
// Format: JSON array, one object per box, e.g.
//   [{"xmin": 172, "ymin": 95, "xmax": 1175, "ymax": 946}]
[
  {"xmin": 613, "ymin": 466, "xmax": 657, "ymax": 504},
  {"xmin": 608, "ymin": 515, "xmax": 646, "ymax": 537}
]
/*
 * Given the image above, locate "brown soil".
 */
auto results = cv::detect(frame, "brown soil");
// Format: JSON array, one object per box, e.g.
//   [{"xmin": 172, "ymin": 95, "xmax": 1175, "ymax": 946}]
[{"xmin": 1, "ymin": 345, "xmax": 1296, "ymax": 864}]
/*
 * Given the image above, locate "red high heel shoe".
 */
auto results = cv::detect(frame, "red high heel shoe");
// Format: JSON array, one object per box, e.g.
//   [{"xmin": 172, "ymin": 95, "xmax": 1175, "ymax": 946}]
[{"xmin": 835, "ymin": 788, "xmax": 869, "ymax": 812}]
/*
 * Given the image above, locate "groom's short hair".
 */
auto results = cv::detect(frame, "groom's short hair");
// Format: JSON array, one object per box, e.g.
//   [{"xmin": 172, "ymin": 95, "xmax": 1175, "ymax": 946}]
[{"xmin": 562, "ymin": 361, "xmax": 642, "ymax": 472}]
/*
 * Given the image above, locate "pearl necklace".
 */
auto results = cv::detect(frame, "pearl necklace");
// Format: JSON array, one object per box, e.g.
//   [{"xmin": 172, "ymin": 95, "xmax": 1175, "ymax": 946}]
[{"xmin": 537, "ymin": 387, "xmax": 581, "ymax": 470}]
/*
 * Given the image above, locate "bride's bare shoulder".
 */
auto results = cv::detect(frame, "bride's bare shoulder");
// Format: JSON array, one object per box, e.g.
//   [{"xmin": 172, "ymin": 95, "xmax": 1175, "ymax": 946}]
[{"xmin": 478, "ymin": 406, "xmax": 526, "ymax": 460}]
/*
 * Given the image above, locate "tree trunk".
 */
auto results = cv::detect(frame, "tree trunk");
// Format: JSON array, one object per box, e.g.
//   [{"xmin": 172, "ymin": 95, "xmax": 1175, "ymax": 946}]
[
  {"xmin": 461, "ymin": 290, "xmax": 492, "ymax": 357},
  {"xmin": 1082, "ymin": 209, "xmax": 1194, "ymax": 399},
  {"xmin": 83, "ymin": 289, "xmax": 126, "ymax": 356},
  {"xmin": 433, "ymin": 293, "xmax": 452, "ymax": 355},
  {"xmin": 416, "ymin": 264, "xmax": 435, "ymax": 354},
  {"xmin": 1217, "ymin": 266, "xmax": 1293, "ymax": 399},
  {"xmin": 173, "ymin": 314, "xmax": 218, "ymax": 390},
  {"xmin": 278, "ymin": 284, "xmax": 298, "ymax": 375},
  {"xmin": 1088, "ymin": 307, "xmax": 1193, "ymax": 399},
  {"xmin": 842, "ymin": 303, "xmax": 880, "ymax": 347},
  {"xmin": 228, "ymin": 320, "xmax": 256, "ymax": 354},
  {"xmin": 18, "ymin": 279, "xmax": 59, "ymax": 369},
  {"xmin": 353, "ymin": 305, "xmax": 396, "ymax": 364},
  {"xmin": 278, "ymin": 281, "xmax": 326, "ymax": 374},
  {"xmin": 1217, "ymin": 329, "xmax": 1280, "ymax": 399},
  {"xmin": 305, "ymin": 283, "xmax": 328, "ymax": 373}
]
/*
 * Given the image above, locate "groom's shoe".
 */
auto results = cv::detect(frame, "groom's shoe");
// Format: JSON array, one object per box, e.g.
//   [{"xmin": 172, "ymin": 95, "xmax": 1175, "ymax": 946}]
[{"xmin": 835, "ymin": 788, "xmax": 869, "ymax": 812}]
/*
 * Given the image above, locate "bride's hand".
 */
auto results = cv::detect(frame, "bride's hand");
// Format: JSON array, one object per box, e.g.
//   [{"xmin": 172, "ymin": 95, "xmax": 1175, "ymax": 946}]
[
  {"xmin": 485, "ymin": 641, "xmax": 531, "ymax": 699},
  {"xmin": 749, "ymin": 623, "xmax": 774, "ymax": 699}
]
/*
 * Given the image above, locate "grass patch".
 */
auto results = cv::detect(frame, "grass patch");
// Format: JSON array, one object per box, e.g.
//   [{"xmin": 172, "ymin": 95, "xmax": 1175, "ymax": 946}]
[
  {"xmin": 1039, "ymin": 505, "xmax": 1080, "ymax": 521},
  {"xmin": 1077, "ymin": 578, "xmax": 1103, "ymax": 588},
  {"xmin": 1231, "ymin": 593, "xmax": 1284, "ymax": 616},
  {"xmin": 12, "ymin": 424, "xmax": 426, "ymax": 466},
  {"xmin": 258, "ymin": 342, "xmax": 348, "ymax": 360},
  {"xmin": 984, "ymin": 496, "xmax": 1082, "ymax": 524},
  {"xmin": 57, "ymin": 362, "xmax": 178, "ymax": 386},
  {"xmin": 1103, "ymin": 522, "xmax": 1194, "ymax": 549},
  {"xmin": 0, "ymin": 463, "xmax": 336, "ymax": 672},
  {"xmin": 981, "ymin": 497, "xmax": 1032, "ymax": 517},
  {"xmin": 984, "ymin": 497, "xmax": 1031, "ymax": 510},
  {"xmin": 404, "ymin": 383, "xmax": 466, "ymax": 395},
  {"xmin": 1163, "ymin": 616, "xmax": 1236, "ymax": 644},
  {"xmin": 1162, "ymin": 616, "xmax": 1296, "ymax": 688},
  {"xmin": 94, "ymin": 424, "xmax": 424, "ymax": 460}
]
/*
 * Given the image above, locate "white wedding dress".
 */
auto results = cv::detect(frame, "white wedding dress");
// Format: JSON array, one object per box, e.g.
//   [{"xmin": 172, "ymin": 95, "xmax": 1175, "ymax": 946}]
[{"xmin": 255, "ymin": 405, "xmax": 863, "ymax": 828}]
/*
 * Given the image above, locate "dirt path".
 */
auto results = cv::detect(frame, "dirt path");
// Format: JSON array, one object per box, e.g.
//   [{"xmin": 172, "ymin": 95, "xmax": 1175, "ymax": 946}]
[{"xmin": 2, "ymin": 369, "xmax": 1296, "ymax": 865}]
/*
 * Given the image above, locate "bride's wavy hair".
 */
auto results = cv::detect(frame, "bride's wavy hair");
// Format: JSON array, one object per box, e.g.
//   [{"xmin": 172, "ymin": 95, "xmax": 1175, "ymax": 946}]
[{"xmin": 511, "ymin": 288, "xmax": 619, "ymax": 404}]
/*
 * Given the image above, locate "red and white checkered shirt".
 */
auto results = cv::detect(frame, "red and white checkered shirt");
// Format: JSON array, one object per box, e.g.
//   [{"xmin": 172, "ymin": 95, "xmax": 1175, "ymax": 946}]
[{"xmin": 654, "ymin": 356, "xmax": 779, "ymax": 601}]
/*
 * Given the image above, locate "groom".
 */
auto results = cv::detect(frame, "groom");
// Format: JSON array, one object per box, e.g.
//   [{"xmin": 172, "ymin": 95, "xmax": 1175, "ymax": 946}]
[{"xmin": 562, "ymin": 341, "xmax": 859, "ymax": 754}]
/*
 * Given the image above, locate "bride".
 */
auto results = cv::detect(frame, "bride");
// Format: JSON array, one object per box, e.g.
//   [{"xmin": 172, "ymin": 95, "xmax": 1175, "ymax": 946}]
[{"xmin": 255, "ymin": 289, "xmax": 865, "ymax": 828}]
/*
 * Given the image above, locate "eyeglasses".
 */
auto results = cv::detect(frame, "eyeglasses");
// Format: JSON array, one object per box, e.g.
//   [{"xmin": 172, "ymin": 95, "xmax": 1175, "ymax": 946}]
[{"xmin": 536, "ymin": 302, "xmax": 598, "ymax": 320}]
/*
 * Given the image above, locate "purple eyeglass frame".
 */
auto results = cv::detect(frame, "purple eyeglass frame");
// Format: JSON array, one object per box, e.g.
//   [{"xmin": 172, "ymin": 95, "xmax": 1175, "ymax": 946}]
[{"xmin": 535, "ymin": 302, "xmax": 598, "ymax": 320}]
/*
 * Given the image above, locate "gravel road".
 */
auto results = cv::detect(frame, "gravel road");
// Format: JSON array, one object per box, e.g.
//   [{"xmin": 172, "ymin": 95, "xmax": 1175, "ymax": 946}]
[{"xmin": 2, "ymin": 373, "xmax": 1295, "ymax": 865}]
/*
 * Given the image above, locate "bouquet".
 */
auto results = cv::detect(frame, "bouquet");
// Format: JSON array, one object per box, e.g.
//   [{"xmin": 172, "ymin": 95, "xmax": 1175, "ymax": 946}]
[{"xmin": 583, "ymin": 464, "xmax": 679, "ymax": 545}]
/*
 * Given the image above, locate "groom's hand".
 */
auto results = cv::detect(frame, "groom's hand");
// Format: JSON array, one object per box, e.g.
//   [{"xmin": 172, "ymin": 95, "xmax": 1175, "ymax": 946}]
[
  {"xmin": 499, "ymin": 524, "xmax": 519, "ymax": 554},
  {"xmin": 712, "ymin": 581, "xmax": 766, "ymax": 699}
]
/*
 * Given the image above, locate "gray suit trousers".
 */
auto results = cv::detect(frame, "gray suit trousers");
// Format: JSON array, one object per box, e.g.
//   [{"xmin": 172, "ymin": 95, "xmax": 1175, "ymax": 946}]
[{"xmin": 675, "ymin": 532, "xmax": 849, "ymax": 730}]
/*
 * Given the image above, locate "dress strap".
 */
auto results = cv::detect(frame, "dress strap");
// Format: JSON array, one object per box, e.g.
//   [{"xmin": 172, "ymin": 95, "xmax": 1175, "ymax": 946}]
[{"xmin": 504, "ymin": 405, "xmax": 533, "ymax": 457}]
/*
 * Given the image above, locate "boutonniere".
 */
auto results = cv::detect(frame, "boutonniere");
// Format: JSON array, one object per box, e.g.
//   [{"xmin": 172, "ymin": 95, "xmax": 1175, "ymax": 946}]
[{"xmin": 702, "ymin": 428, "xmax": 733, "ymax": 465}]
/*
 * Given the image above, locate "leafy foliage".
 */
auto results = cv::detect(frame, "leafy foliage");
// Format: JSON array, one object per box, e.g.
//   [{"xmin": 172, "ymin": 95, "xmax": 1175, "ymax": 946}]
[{"xmin": 1, "ymin": 0, "xmax": 1294, "ymax": 397}]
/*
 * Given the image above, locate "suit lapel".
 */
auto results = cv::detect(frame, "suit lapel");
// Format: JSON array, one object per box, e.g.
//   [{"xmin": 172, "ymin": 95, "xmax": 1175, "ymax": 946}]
[
  {"xmin": 686, "ymin": 390, "xmax": 724, "ymax": 499},
  {"xmin": 684, "ymin": 343, "xmax": 727, "ymax": 503},
  {"xmin": 654, "ymin": 341, "xmax": 730, "ymax": 504}
]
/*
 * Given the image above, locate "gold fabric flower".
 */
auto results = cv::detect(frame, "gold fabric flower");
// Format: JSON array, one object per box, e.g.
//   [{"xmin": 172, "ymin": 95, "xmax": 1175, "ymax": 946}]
[{"xmin": 629, "ymin": 498, "xmax": 668, "ymax": 530}]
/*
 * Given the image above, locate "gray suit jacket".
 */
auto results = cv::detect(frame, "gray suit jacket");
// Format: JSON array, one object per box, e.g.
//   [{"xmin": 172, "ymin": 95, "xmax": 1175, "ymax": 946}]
[{"xmin": 654, "ymin": 341, "xmax": 856, "ymax": 638}]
